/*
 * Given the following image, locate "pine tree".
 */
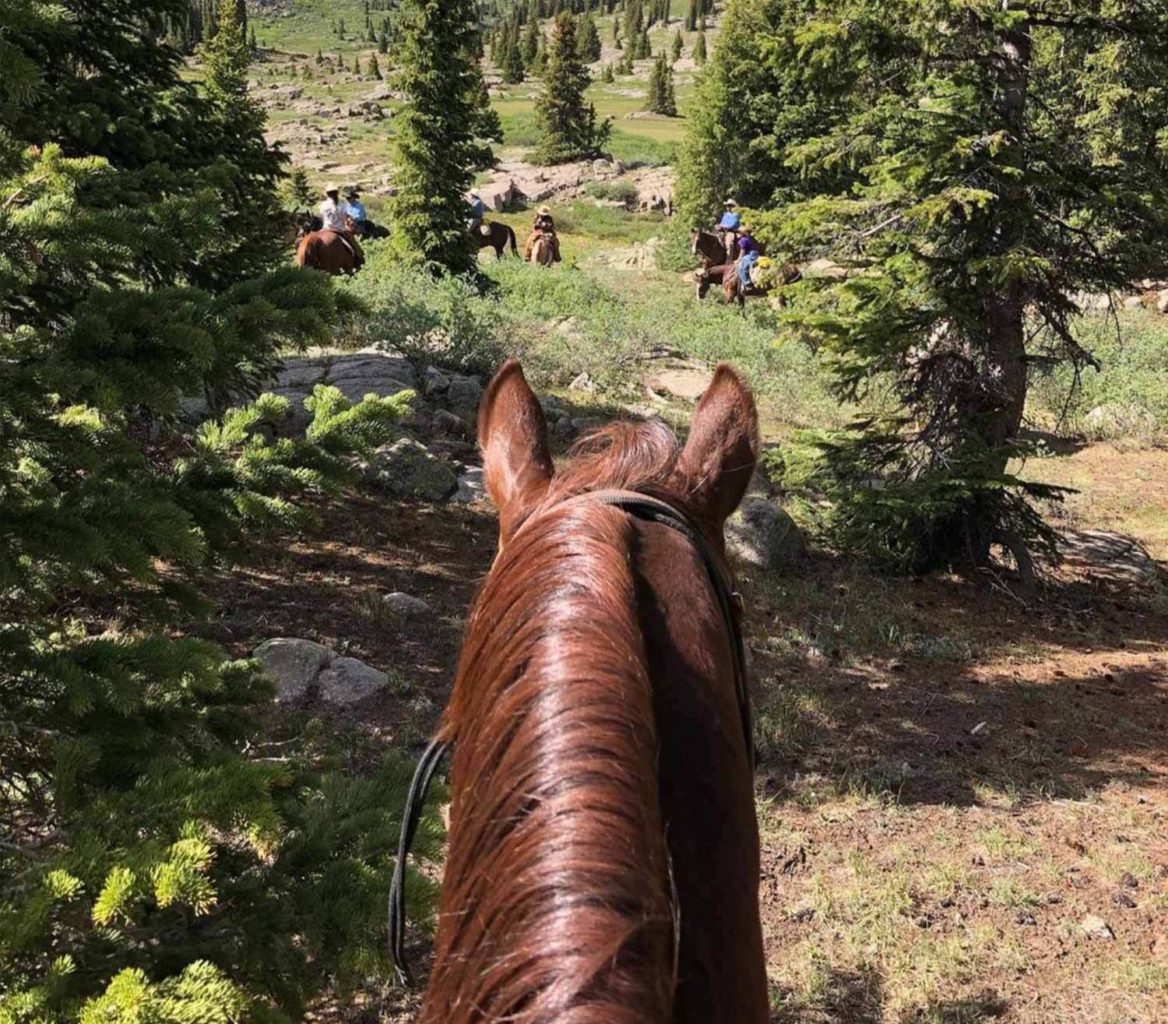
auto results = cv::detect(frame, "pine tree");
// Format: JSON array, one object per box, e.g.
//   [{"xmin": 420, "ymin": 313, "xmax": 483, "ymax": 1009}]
[
  {"xmin": 683, "ymin": 0, "xmax": 1168, "ymax": 572},
  {"xmin": 367, "ymin": 53, "xmax": 382, "ymax": 78},
  {"xmin": 577, "ymin": 13, "xmax": 602, "ymax": 63},
  {"xmin": 534, "ymin": 13, "xmax": 612, "ymax": 163},
  {"xmin": 502, "ymin": 36, "xmax": 526, "ymax": 82},
  {"xmin": 601, "ymin": 62, "xmax": 615, "ymax": 83},
  {"xmin": 378, "ymin": 30, "xmax": 389, "ymax": 54},
  {"xmin": 1, "ymin": 1, "xmax": 438, "ymax": 1018},
  {"xmin": 685, "ymin": 0, "xmax": 698, "ymax": 31},
  {"xmin": 388, "ymin": 0, "xmax": 495, "ymax": 272},
  {"xmin": 635, "ymin": 26, "xmax": 651, "ymax": 59},
  {"xmin": 645, "ymin": 52, "xmax": 676, "ymax": 115},
  {"xmin": 692, "ymin": 28, "xmax": 706, "ymax": 64},
  {"xmin": 671, "ymin": 27, "xmax": 684, "ymax": 63}
]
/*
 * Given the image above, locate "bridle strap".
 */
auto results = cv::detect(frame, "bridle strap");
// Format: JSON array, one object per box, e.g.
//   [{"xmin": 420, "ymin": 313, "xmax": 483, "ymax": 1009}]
[{"xmin": 387, "ymin": 490, "xmax": 754, "ymax": 985}]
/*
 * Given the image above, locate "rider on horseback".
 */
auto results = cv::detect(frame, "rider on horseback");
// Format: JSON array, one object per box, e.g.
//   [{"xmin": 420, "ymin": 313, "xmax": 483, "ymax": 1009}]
[
  {"xmin": 320, "ymin": 185, "xmax": 364, "ymax": 264},
  {"xmin": 716, "ymin": 199, "xmax": 742, "ymax": 260},
  {"xmin": 735, "ymin": 233, "xmax": 761, "ymax": 297},
  {"xmin": 343, "ymin": 187, "xmax": 371, "ymax": 238},
  {"xmin": 467, "ymin": 191, "xmax": 487, "ymax": 236},
  {"xmin": 524, "ymin": 206, "xmax": 562, "ymax": 263}
]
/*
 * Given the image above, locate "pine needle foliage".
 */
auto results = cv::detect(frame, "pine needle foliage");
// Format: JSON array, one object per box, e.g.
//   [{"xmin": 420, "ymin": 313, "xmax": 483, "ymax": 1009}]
[
  {"xmin": 681, "ymin": 0, "xmax": 1168, "ymax": 572},
  {"xmin": 388, "ymin": 0, "xmax": 498, "ymax": 273},
  {"xmin": 1, "ymin": 2, "xmax": 443, "ymax": 1019},
  {"xmin": 534, "ymin": 13, "xmax": 612, "ymax": 164}
]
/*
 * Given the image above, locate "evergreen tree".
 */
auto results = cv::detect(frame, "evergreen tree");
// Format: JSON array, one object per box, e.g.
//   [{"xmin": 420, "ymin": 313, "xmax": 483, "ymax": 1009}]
[
  {"xmin": 388, "ymin": 0, "xmax": 495, "ymax": 272},
  {"xmin": 683, "ymin": 0, "xmax": 1168, "ymax": 572},
  {"xmin": 502, "ymin": 36, "xmax": 527, "ymax": 82},
  {"xmin": 635, "ymin": 26, "xmax": 651, "ymax": 59},
  {"xmin": 522, "ymin": 16, "xmax": 541, "ymax": 66},
  {"xmin": 577, "ymin": 13, "xmax": 602, "ymax": 63},
  {"xmin": 601, "ymin": 61, "xmax": 615, "ymax": 83},
  {"xmin": 0, "ymin": 1, "xmax": 440, "ymax": 1018},
  {"xmin": 379, "ymin": 30, "xmax": 390, "ymax": 53},
  {"xmin": 534, "ymin": 13, "xmax": 612, "ymax": 163},
  {"xmin": 685, "ymin": 0, "xmax": 698, "ymax": 31},
  {"xmin": 692, "ymin": 28, "xmax": 706, "ymax": 64},
  {"xmin": 645, "ymin": 52, "xmax": 676, "ymax": 115},
  {"xmin": 367, "ymin": 53, "xmax": 382, "ymax": 78},
  {"xmin": 671, "ymin": 27, "xmax": 684, "ymax": 63}
]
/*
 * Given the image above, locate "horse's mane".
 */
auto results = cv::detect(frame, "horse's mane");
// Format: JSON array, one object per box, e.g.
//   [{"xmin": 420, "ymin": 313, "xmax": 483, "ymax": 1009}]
[{"xmin": 424, "ymin": 419, "xmax": 689, "ymax": 1024}]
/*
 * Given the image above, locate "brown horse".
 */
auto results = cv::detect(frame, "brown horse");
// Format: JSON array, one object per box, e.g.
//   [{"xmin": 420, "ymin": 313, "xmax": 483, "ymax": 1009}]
[
  {"xmin": 691, "ymin": 226, "xmax": 734, "ymax": 266},
  {"xmin": 694, "ymin": 261, "xmax": 802, "ymax": 307},
  {"xmin": 418, "ymin": 360, "xmax": 768, "ymax": 1024},
  {"xmin": 527, "ymin": 230, "xmax": 557, "ymax": 266},
  {"xmin": 294, "ymin": 229, "xmax": 362, "ymax": 275},
  {"xmin": 473, "ymin": 221, "xmax": 519, "ymax": 259}
]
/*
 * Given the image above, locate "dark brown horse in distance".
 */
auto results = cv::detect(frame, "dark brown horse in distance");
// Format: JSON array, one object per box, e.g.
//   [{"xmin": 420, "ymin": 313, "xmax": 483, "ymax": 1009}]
[
  {"xmin": 418, "ymin": 360, "xmax": 768, "ymax": 1024},
  {"xmin": 473, "ymin": 221, "xmax": 519, "ymax": 259}
]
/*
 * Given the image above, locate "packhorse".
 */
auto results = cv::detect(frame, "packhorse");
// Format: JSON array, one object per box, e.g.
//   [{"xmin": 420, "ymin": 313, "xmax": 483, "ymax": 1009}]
[
  {"xmin": 473, "ymin": 221, "xmax": 519, "ymax": 259},
  {"xmin": 695, "ymin": 260, "xmax": 802, "ymax": 307},
  {"xmin": 399, "ymin": 359, "xmax": 769, "ymax": 1024}
]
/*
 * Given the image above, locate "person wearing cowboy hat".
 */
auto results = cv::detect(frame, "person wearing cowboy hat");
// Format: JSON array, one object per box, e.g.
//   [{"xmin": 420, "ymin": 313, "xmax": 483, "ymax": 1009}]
[
  {"xmin": 318, "ymin": 184, "xmax": 364, "ymax": 263},
  {"xmin": 343, "ymin": 187, "xmax": 369, "ymax": 236},
  {"xmin": 466, "ymin": 190, "xmax": 487, "ymax": 235},
  {"xmin": 716, "ymin": 199, "xmax": 743, "ymax": 261},
  {"xmin": 524, "ymin": 205, "xmax": 561, "ymax": 263}
]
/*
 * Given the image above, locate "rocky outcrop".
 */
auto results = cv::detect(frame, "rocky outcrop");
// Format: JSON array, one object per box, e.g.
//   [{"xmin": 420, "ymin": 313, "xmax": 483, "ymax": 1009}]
[
  {"xmin": 254, "ymin": 638, "xmax": 334, "ymax": 703},
  {"xmin": 362, "ymin": 438, "xmax": 458, "ymax": 501},
  {"xmin": 726, "ymin": 499, "xmax": 806, "ymax": 569}
]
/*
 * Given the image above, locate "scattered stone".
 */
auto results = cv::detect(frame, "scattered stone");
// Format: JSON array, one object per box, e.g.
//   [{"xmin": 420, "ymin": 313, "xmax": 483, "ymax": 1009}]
[
  {"xmin": 914, "ymin": 914, "xmax": 933, "ymax": 929},
  {"xmin": 645, "ymin": 363, "xmax": 713, "ymax": 402},
  {"xmin": 789, "ymin": 907, "xmax": 816, "ymax": 924},
  {"xmin": 725, "ymin": 498, "xmax": 806, "ymax": 569},
  {"xmin": 329, "ymin": 354, "xmax": 417, "ymax": 388},
  {"xmin": 1158, "ymin": 288, "xmax": 1168, "ymax": 314},
  {"xmin": 1123, "ymin": 295, "xmax": 1145, "ymax": 310},
  {"xmin": 317, "ymin": 656, "xmax": 388, "ymax": 705},
  {"xmin": 1080, "ymin": 914, "xmax": 1115, "ymax": 940},
  {"xmin": 1121, "ymin": 872, "xmax": 1139, "ymax": 889},
  {"xmin": 423, "ymin": 366, "xmax": 452, "ymax": 396},
  {"xmin": 569, "ymin": 372, "xmax": 596, "ymax": 393},
  {"xmin": 554, "ymin": 416, "xmax": 578, "ymax": 440},
  {"xmin": 432, "ymin": 409, "xmax": 470, "ymax": 438},
  {"xmin": 452, "ymin": 466, "xmax": 488, "ymax": 505},
  {"xmin": 382, "ymin": 592, "xmax": 433, "ymax": 623},
  {"xmin": 446, "ymin": 376, "xmax": 484, "ymax": 418},
  {"xmin": 253, "ymin": 638, "xmax": 334, "ymax": 703},
  {"xmin": 363, "ymin": 438, "xmax": 457, "ymax": 502},
  {"xmin": 1015, "ymin": 911, "xmax": 1037, "ymax": 926},
  {"xmin": 970, "ymin": 721, "xmax": 988, "ymax": 736},
  {"xmin": 1112, "ymin": 891, "xmax": 1138, "ymax": 909}
]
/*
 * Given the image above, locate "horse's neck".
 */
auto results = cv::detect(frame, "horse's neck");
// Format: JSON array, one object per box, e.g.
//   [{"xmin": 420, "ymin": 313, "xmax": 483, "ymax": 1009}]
[{"xmin": 424, "ymin": 509, "xmax": 676, "ymax": 1024}]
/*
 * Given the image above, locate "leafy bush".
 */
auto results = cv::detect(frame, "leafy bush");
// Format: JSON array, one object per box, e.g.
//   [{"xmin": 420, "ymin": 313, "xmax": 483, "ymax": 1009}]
[{"xmin": 584, "ymin": 179, "xmax": 640, "ymax": 205}]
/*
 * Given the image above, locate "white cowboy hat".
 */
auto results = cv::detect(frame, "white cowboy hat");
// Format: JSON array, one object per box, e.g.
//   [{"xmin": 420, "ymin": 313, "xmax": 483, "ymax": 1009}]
[
  {"xmin": 723, "ymin": 198, "xmax": 738, "ymax": 207},
  {"xmin": 469, "ymin": 190, "xmax": 481, "ymax": 198},
  {"xmin": 325, "ymin": 184, "xmax": 341, "ymax": 194},
  {"xmin": 538, "ymin": 205, "xmax": 552, "ymax": 216}
]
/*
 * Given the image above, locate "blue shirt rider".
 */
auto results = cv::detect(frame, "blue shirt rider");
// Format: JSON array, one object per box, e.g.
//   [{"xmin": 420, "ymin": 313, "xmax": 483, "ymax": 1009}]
[
  {"xmin": 467, "ymin": 191, "xmax": 486, "ymax": 233},
  {"xmin": 718, "ymin": 200, "xmax": 742, "ymax": 232},
  {"xmin": 343, "ymin": 188, "xmax": 367, "ymax": 226}
]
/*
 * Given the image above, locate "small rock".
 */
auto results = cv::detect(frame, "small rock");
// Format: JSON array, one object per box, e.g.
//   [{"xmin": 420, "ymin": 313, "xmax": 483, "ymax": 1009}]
[
  {"xmin": 1123, "ymin": 294, "xmax": 1145, "ymax": 310},
  {"xmin": 1112, "ymin": 891, "xmax": 1138, "ymax": 909},
  {"xmin": 725, "ymin": 498, "xmax": 806, "ymax": 569},
  {"xmin": 423, "ymin": 366, "xmax": 452, "ymax": 396},
  {"xmin": 452, "ymin": 466, "xmax": 487, "ymax": 505},
  {"xmin": 364, "ymin": 438, "xmax": 458, "ymax": 502},
  {"xmin": 970, "ymin": 721, "xmax": 988, "ymax": 736},
  {"xmin": 1158, "ymin": 288, "xmax": 1168, "ymax": 314},
  {"xmin": 254, "ymin": 638, "xmax": 334, "ymax": 703},
  {"xmin": 317, "ymin": 656, "xmax": 388, "ymax": 705},
  {"xmin": 789, "ymin": 907, "xmax": 816, "ymax": 924},
  {"xmin": 569, "ymin": 372, "xmax": 596, "ymax": 393},
  {"xmin": 382, "ymin": 592, "xmax": 432, "ymax": 622},
  {"xmin": 1080, "ymin": 914, "xmax": 1115, "ymax": 940},
  {"xmin": 914, "ymin": 914, "xmax": 933, "ymax": 929},
  {"xmin": 1015, "ymin": 910, "xmax": 1037, "ymax": 926},
  {"xmin": 1121, "ymin": 872, "xmax": 1139, "ymax": 889},
  {"xmin": 446, "ymin": 376, "xmax": 484, "ymax": 418},
  {"xmin": 555, "ymin": 416, "xmax": 578, "ymax": 440},
  {"xmin": 432, "ymin": 408, "xmax": 470, "ymax": 438}
]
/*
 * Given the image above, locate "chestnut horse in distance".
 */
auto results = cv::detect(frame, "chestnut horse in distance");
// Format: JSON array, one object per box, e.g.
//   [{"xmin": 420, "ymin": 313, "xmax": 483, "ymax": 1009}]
[{"xmin": 418, "ymin": 360, "xmax": 768, "ymax": 1023}]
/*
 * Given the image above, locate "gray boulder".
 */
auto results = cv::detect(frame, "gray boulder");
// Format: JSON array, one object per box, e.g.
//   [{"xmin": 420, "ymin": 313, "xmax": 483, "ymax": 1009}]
[
  {"xmin": 382, "ymin": 592, "xmax": 433, "ymax": 623},
  {"xmin": 452, "ymin": 466, "xmax": 487, "ymax": 504},
  {"xmin": 447, "ymin": 376, "xmax": 484, "ymax": 418},
  {"xmin": 364, "ymin": 438, "xmax": 458, "ymax": 501},
  {"xmin": 432, "ymin": 408, "xmax": 470, "ymax": 438},
  {"xmin": 329, "ymin": 354, "xmax": 417, "ymax": 388},
  {"xmin": 275, "ymin": 358, "xmax": 329, "ymax": 389},
  {"xmin": 726, "ymin": 498, "xmax": 806, "ymax": 568},
  {"xmin": 317, "ymin": 657, "xmax": 388, "ymax": 705},
  {"xmin": 254, "ymin": 638, "xmax": 334, "ymax": 703},
  {"xmin": 423, "ymin": 366, "xmax": 452, "ymax": 396}
]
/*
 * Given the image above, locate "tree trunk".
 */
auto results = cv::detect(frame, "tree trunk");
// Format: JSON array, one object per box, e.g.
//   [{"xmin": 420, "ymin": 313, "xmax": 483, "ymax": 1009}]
[{"xmin": 982, "ymin": 5, "xmax": 1031, "ymax": 463}]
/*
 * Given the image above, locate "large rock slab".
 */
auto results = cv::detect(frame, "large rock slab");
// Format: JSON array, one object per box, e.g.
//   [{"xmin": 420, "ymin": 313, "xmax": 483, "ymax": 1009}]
[
  {"xmin": 446, "ymin": 376, "xmax": 484, "ymax": 419},
  {"xmin": 452, "ymin": 466, "xmax": 487, "ymax": 505},
  {"xmin": 317, "ymin": 656, "xmax": 388, "ymax": 705},
  {"xmin": 254, "ymin": 638, "xmax": 334, "ymax": 703},
  {"xmin": 726, "ymin": 498, "xmax": 806, "ymax": 569},
  {"xmin": 364, "ymin": 438, "xmax": 458, "ymax": 501},
  {"xmin": 329, "ymin": 354, "xmax": 417, "ymax": 387}
]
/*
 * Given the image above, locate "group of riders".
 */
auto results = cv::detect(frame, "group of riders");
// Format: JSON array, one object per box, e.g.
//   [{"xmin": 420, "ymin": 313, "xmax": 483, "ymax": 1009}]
[{"xmin": 306, "ymin": 188, "xmax": 762, "ymax": 298}]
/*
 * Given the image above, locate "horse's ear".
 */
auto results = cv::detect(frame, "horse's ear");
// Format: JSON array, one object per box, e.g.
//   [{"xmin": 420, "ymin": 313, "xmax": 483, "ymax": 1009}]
[
  {"xmin": 478, "ymin": 358, "xmax": 553, "ymax": 544},
  {"xmin": 677, "ymin": 364, "xmax": 759, "ymax": 533}
]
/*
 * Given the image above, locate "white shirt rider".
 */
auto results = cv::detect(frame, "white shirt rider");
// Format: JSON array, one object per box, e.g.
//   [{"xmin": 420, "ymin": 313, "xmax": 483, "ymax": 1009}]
[{"xmin": 319, "ymin": 190, "xmax": 347, "ymax": 233}]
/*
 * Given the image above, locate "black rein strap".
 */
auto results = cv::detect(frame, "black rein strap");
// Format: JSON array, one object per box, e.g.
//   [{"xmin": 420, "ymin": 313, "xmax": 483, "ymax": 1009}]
[{"xmin": 387, "ymin": 491, "xmax": 753, "ymax": 985}]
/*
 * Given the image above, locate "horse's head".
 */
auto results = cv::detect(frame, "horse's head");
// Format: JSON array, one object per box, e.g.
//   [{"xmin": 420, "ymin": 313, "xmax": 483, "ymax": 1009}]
[{"xmin": 478, "ymin": 359, "xmax": 758, "ymax": 551}]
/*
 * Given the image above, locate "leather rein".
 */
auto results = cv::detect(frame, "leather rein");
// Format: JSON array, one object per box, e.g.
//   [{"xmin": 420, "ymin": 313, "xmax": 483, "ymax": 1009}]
[{"xmin": 387, "ymin": 490, "xmax": 754, "ymax": 985}]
